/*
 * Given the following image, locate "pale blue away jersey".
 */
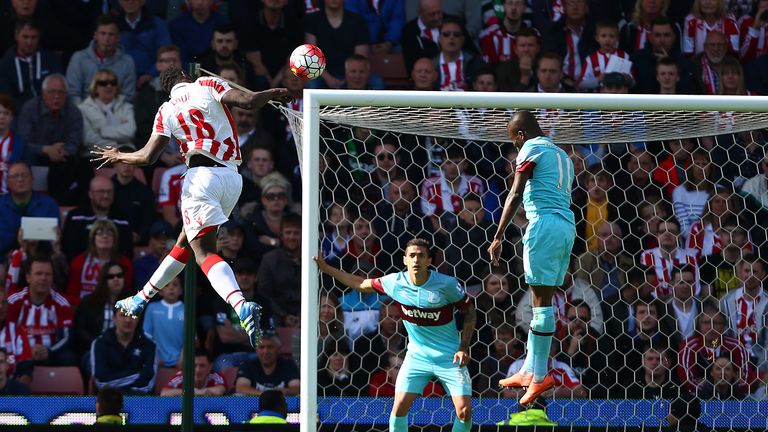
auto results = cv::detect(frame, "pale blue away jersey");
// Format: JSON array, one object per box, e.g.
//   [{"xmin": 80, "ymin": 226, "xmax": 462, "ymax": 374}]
[
  {"xmin": 372, "ymin": 271, "xmax": 470, "ymax": 362},
  {"xmin": 515, "ymin": 136, "xmax": 575, "ymax": 224}
]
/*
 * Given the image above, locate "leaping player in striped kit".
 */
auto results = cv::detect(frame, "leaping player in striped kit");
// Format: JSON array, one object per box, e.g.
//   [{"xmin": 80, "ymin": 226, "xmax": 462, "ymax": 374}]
[{"xmin": 91, "ymin": 66, "xmax": 291, "ymax": 348}]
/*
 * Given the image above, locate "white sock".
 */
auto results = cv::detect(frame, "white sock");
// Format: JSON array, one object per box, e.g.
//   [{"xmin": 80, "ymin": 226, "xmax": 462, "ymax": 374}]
[
  {"xmin": 138, "ymin": 245, "xmax": 190, "ymax": 301},
  {"xmin": 201, "ymin": 254, "xmax": 246, "ymax": 315}
]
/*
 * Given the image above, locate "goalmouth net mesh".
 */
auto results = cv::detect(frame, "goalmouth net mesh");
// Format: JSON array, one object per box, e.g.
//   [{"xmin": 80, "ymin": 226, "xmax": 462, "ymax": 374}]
[{"xmin": 283, "ymin": 94, "xmax": 768, "ymax": 430}]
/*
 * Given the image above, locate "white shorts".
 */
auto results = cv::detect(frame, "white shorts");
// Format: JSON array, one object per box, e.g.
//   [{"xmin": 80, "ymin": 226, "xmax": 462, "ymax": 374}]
[{"xmin": 180, "ymin": 166, "xmax": 242, "ymax": 240}]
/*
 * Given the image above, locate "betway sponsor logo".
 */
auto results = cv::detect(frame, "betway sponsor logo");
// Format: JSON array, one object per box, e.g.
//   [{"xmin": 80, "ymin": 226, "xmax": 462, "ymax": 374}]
[{"xmin": 401, "ymin": 306, "xmax": 441, "ymax": 321}]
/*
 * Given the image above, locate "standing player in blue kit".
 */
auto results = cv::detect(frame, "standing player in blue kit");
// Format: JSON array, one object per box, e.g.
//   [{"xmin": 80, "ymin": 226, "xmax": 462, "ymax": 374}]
[
  {"xmin": 489, "ymin": 110, "xmax": 576, "ymax": 405},
  {"xmin": 314, "ymin": 238, "xmax": 476, "ymax": 432}
]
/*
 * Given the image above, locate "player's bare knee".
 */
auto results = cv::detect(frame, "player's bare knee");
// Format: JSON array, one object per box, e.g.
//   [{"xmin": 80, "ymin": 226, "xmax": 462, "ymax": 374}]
[
  {"xmin": 456, "ymin": 405, "xmax": 471, "ymax": 421},
  {"xmin": 392, "ymin": 394, "xmax": 414, "ymax": 416}
]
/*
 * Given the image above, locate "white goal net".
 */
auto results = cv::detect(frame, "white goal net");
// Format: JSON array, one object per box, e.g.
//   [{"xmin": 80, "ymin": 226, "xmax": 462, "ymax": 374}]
[{"xmin": 287, "ymin": 91, "xmax": 768, "ymax": 431}]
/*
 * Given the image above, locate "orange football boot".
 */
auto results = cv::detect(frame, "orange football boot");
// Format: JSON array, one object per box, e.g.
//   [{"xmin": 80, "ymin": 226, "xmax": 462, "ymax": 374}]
[
  {"xmin": 498, "ymin": 371, "xmax": 533, "ymax": 388},
  {"xmin": 519, "ymin": 374, "xmax": 556, "ymax": 405}
]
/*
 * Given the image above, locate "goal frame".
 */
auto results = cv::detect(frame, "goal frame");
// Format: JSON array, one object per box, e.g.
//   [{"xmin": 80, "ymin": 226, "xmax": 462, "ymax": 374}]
[{"xmin": 298, "ymin": 90, "xmax": 768, "ymax": 432}]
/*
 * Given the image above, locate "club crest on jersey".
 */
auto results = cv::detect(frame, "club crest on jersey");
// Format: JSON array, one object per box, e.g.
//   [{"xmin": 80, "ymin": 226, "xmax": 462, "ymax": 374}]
[{"xmin": 427, "ymin": 291, "xmax": 441, "ymax": 304}]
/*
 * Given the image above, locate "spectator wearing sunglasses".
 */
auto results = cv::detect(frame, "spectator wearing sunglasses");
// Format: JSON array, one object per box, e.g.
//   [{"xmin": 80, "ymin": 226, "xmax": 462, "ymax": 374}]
[
  {"xmin": 74, "ymin": 262, "xmax": 132, "ymax": 361},
  {"xmin": 242, "ymin": 172, "xmax": 298, "ymax": 259},
  {"xmin": 78, "ymin": 68, "xmax": 136, "ymax": 154},
  {"xmin": 432, "ymin": 17, "xmax": 484, "ymax": 91}
]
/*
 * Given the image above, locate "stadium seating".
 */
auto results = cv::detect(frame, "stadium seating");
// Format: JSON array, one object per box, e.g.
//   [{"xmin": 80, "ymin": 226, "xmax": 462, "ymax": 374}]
[
  {"xmin": 220, "ymin": 367, "xmax": 238, "ymax": 394},
  {"xmin": 155, "ymin": 367, "xmax": 180, "ymax": 395},
  {"xmin": 276, "ymin": 327, "xmax": 296, "ymax": 358},
  {"xmin": 369, "ymin": 53, "xmax": 409, "ymax": 89},
  {"xmin": 151, "ymin": 167, "xmax": 169, "ymax": 196},
  {"xmin": 30, "ymin": 367, "xmax": 84, "ymax": 395}
]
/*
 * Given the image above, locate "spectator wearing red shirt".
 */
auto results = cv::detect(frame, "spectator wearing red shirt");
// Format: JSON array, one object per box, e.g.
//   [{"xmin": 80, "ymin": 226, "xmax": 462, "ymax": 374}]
[
  {"xmin": 719, "ymin": 254, "xmax": 768, "ymax": 366},
  {"xmin": 161, "ymin": 348, "xmax": 225, "ymax": 396},
  {"xmin": 640, "ymin": 218, "xmax": 701, "ymax": 299},
  {"xmin": 369, "ymin": 353, "xmax": 445, "ymax": 397},
  {"xmin": 420, "ymin": 145, "xmax": 485, "ymax": 232},
  {"xmin": 577, "ymin": 20, "xmax": 631, "ymax": 91},
  {"xmin": 432, "ymin": 18, "xmax": 484, "ymax": 92},
  {"xmin": 738, "ymin": 2, "xmax": 768, "ymax": 62},
  {"xmin": 0, "ymin": 290, "xmax": 32, "ymax": 383},
  {"xmin": 7, "ymin": 255, "xmax": 76, "ymax": 366},
  {"xmin": 479, "ymin": 0, "xmax": 528, "ymax": 64},
  {"xmin": 640, "ymin": 219, "xmax": 701, "ymax": 299},
  {"xmin": 652, "ymin": 138, "xmax": 695, "ymax": 198},
  {"xmin": 682, "ymin": 0, "xmax": 739, "ymax": 56},
  {"xmin": 677, "ymin": 304, "xmax": 755, "ymax": 393},
  {"xmin": 688, "ymin": 190, "xmax": 745, "ymax": 258},
  {"xmin": 542, "ymin": 0, "xmax": 598, "ymax": 86},
  {"xmin": 66, "ymin": 219, "xmax": 133, "ymax": 307},
  {"xmin": 157, "ymin": 163, "xmax": 186, "ymax": 229}
]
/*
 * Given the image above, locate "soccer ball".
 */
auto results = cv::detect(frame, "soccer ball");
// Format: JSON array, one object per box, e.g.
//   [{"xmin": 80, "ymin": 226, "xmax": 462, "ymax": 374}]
[{"xmin": 289, "ymin": 44, "xmax": 326, "ymax": 81}]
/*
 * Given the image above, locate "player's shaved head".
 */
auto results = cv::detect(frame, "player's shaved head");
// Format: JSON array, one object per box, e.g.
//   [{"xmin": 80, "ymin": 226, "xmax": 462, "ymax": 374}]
[
  {"xmin": 508, "ymin": 110, "xmax": 543, "ymax": 136},
  {"xmin": 507, "ymin": 110, "xmax": 543, "ymax": 147}
]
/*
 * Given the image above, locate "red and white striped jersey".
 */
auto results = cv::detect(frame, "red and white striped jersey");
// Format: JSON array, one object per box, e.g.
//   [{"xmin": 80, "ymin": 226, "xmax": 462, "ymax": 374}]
[
  {"xmin": 3, "ymin": 249, "xmax": 24, "ymax": 296},
  {"xmin": 163, "ymin": 370, "xmax": 226, "ymax": 390},
  {"xmin": 639, "ymin": 247, "xmax": 701, "ymax": 298},
  {"xmin": 420, "ymin": 174, "xmax": 484, "ymax": 216},
  {"xmin": 677, "ymin": 334, "xmax": 754, "ymax": 392},
  {"xmin": 479, "ymin": 25, "xmax": 516, "ymax": 64},
  {"xmin": 563, "ymin": 26, "xmax": 584, "ymax": 81},
  {"xmin": 687, "ymin": 221, "xmax": 723, "ymax": 257},
  {"xmin": 577, "ymin": 50, "xmax": 631, "ymax": 90},
  {"xmin": 732, "ymin": 289, "xmax": 763, "ymax": 354},
  {"xmin": 0, "ymin": 321, "xmax": 31, "ymax": 377},
  {"xmin": 152, "ymin": 77, "xmax": 241, "ymax": 168},
  {"xmin": 682, "ymin": 14, "xmax": 740, "ymax": 56},
  {"xmin": 630, "ymin": 25, "xmax": 651, "ymax": 52},
  {"xmin": 507, "ymin": 357, "xmax": 580, "ymax": 388},
  {"xmin": 0, "ymin": 132, "xmax": 16, "ymax": 194},
  {"xmin": 438, "ymin": 53, "xmax": 467, "ymax": 91},
  {"xmin": 550, "ymin": 0, "xmax": 563, "ymax": 22},
  {"xmin": 7, "ymin": 288, "xmax": 73, "ymax": 349},
  {"xmin": 74, "ymin": 254, "xmax": 104, "ymax": 300},
  {"xmin": 738, "ymin": 17, "xmax": 768, "ymax": 62},
  {"xmin": 157, "ymin": 163, "xmax": 187, "ymax": 213}
]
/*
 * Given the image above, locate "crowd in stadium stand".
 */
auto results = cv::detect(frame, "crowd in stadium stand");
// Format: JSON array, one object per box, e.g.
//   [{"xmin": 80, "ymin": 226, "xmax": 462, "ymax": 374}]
[{"xmin": 0, "ymin": 1, "xmax": 766, "ymax": 414}]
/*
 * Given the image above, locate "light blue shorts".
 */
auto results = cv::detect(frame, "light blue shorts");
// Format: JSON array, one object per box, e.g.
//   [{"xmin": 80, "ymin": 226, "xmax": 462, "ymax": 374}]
[
  {"xmin": 395, "ymin": 352, "xmax": 472, "ymax": 396},
  {"xmin": 522, "ymin": 213, "xmax": 575, "ymax": 286}
]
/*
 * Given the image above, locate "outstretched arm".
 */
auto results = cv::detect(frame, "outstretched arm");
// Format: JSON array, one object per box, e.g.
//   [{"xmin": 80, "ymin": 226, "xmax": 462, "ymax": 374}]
[
  {"xmin": 90, "ymin": 134, "xmax": 170, "ymax": 168},
  {"xmin": 221, "ymin": 87, "xmax": 292, "ymax": 110},
  {"xmin": 488, "ymin": 170, "xmax": 530, "ymax": 265},
  {"xmin": 313, "ymin": 256, "xmax": 375, "ymax": 294}
]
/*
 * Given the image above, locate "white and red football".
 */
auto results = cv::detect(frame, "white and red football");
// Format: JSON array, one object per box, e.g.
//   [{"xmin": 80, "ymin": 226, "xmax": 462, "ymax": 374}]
[{"xmin": 289, "ymin": 44, "xmax": 326, "ymax": 81}]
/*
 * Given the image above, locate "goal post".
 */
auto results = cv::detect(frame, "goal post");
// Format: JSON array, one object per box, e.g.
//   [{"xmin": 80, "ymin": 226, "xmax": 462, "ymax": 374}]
[{"xmin": 296, "ymin": 90, "xmax": 768, "ymax": 432}]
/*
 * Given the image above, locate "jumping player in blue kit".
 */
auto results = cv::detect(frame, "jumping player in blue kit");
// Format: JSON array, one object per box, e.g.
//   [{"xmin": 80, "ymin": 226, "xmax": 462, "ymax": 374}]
[
  {"xmin": 314, "ymin": 238, "xmax": 476, "ymax": 432},
  {"xmin": 488, "ymin": 110, "xmax": 576, "ymax": 405}
]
